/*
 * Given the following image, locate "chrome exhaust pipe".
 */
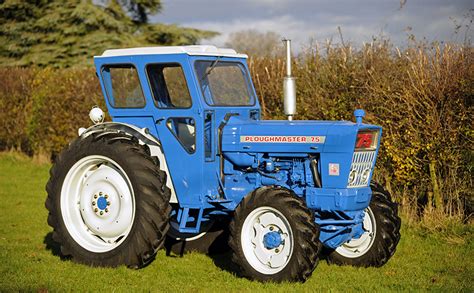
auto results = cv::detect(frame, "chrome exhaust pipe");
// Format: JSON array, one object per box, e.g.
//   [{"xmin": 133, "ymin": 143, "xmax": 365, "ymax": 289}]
[{"xmin": 283, "ymin": 39, "xmax": 296, "ymax": 121}]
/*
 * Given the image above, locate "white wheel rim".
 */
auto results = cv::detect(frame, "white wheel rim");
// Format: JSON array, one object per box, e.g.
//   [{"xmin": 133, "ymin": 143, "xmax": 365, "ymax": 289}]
[
  {"xmin": 60, "ymin": 155, "xmax": 135, "ymax": 253},
  {"xmin": 335, "ymin": 207, "xmax": 376, "ymax": 258},
  {"xmin": 241, "ymin": 206, "xmax": 293, "ymax": 275}
]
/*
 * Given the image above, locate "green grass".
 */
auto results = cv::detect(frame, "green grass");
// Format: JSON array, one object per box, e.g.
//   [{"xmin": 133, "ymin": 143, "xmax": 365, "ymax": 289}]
[{"xmin": 0, "ymin": 152, "xmax": 472, "ymax": 292}]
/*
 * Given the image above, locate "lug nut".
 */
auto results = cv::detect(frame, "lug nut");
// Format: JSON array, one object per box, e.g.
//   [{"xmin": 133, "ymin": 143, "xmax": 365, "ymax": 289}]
[
  {"xmin": 99, "ymin": 192, "xmax": 103, "ymax": 195},
  {"xmin": 105, "ymin": 208, "xmax": 108, "ymax": 213},
  {"xmin": 92, "ymin": 202, "xmax": 96, "ymax": 206},
  {"xmin": 94, "ymin": 194, "xmax": 98, "ymax": 199},
  {"xmin": 100, "ymin": 211, "xmax": 103, "ymax": 215},
  {"xmin": 94, "ymin": 208, "xmax": 98, "ymax": 212},
  {"xmin": 105, "ymin": 194, "xmax": 108, "ymax": 199},
  {"xmin": 275, "ymin": 248, "xmax": 280, "ymax": 253},
  {"xmin": 269, "ymin": 227, "xmax": 274, "ymax": 231},
  {"xmin": 107, "ymin": 201, "xmax": 110, "ymax": 206}
]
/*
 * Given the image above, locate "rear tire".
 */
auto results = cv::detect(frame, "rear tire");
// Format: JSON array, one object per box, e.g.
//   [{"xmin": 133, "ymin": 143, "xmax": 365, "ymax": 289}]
[
  {"xmin": 326, "ymin": 182, "xmax": 401, "ymax": 267},
  {"xmin": 229, "ymin": 187, "xmax": 321, "ymax": 282},
  {"xmin": 45, "ymin": 131, "xmax": 171, "ymax": 268}
]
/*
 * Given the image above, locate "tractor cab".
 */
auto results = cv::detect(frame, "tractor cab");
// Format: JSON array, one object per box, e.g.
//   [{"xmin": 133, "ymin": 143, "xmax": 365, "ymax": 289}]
[{"xmin": 94, "ymin": 46, "xmax": 260, "ymax": 208}]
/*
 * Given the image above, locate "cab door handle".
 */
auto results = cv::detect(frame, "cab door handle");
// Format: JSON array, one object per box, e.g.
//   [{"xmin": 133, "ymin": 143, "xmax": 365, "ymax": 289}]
[{"xmin": 156, "ymin": 117, "xmax": 165, "ymax": 124}]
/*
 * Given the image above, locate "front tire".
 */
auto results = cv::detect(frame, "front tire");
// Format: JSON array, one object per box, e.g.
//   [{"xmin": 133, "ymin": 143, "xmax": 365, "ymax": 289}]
[
  {"xmin": 326, "ymin": 182, "xmax": 401, "ymax": 267},
  {"xmin": 45, "ymin": 131, "xmax": 171, "ymax": 268},
  {"xmin": 229, "ymin": 187, "xmax": 321, "ymax": 282}
]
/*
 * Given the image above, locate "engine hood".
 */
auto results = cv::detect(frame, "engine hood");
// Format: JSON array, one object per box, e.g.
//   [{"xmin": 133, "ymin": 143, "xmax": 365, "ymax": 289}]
[{"xmin": 221, "ymin": 117, "xmax": 381, "ymax": 153}]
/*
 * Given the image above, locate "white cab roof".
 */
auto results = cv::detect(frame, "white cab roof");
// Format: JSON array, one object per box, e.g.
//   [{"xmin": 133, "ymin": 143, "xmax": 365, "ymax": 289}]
[{"xmin": 98, "ymin": 45, "xmax": 248, "ymax": 58}]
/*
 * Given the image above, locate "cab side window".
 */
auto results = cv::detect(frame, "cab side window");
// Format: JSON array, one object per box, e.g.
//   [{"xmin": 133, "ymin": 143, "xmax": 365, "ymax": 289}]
[
  {"xmin": 166, "ymin": 117, "xmax": 196, "ymax": 153},
  {"xmin": 102, "ymin": 65, "xmax": 145, "ymax": 108},
  {"xmin": 146, "ymin": 64, "xmax": 192, "ymax": 108}
]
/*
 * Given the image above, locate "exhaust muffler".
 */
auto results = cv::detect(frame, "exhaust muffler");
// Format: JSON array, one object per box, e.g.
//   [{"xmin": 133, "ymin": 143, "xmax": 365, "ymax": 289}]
[{"xmin": 283, "ymin": 39, "xmax": 296, "ymax": 121}]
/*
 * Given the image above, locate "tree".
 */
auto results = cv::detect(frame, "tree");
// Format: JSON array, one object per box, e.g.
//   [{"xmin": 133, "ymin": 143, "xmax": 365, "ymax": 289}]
[
  {"xmin": 0, "ymin": 0, "xmax": 217, "ymax": 67},
  {"xmin": 117, "ymin": 0, "xmax": 162, "ymax": 24},
  {"xmin": 225, "ymin": 30, "xmax": 283, "ymax": 57}
]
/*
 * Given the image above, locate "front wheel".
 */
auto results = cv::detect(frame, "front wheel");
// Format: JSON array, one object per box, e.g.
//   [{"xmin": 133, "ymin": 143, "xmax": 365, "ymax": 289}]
[
  {"xmin": 326, "ymin": 182, "xmax": 401, "ymax": 267},
  {"xmin": 229, "ymin": 187, "xmax": 321, "ymax": 282}
]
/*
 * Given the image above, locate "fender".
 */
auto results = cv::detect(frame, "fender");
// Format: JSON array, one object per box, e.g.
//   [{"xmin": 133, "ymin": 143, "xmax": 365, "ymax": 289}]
[{"xmin": 80, "ymin": 122, "xmax": 178, "ymax": 203}]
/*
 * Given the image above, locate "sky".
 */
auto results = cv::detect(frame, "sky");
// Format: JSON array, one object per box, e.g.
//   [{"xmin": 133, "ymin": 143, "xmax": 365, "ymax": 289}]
[{"xmin": 152, "ymin": 0, "xmax": 473, "ymax": 51}]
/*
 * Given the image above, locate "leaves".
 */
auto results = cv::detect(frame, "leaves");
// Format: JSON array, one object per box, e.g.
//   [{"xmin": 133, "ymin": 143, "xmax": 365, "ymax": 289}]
[
  {"xmin": 0, "ymin": 39, "xmax": 471, "ymax": 220},
  {"xmin": 0, "ymin": 0, "xmax": 216, "ymax": 67},
  {"xmin": 249, "ymin": 40, "xmax": 473, "ymax": 217}
]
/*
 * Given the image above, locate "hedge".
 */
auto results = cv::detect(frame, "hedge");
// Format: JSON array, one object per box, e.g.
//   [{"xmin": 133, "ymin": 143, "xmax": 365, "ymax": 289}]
[{"xmin": 0, "ymin": 41, "xmax": 472, "ymax": 222}]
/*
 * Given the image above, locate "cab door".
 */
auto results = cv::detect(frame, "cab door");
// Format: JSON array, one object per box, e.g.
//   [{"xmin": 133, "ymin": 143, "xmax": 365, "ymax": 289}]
[{"xmin": 146, "ymin": 59, "xmax": 204, "ymax": 206}]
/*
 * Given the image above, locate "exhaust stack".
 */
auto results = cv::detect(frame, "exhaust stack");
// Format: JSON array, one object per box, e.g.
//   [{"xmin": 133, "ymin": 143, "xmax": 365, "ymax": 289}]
[{"xmin": 283, "ymin": 39, "xmax": 296, "ymax": 121}]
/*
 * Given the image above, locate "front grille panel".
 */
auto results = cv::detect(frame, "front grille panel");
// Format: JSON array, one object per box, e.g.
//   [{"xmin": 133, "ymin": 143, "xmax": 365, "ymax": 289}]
[{"xmin": 348, "ymin": 151, "xmax": 376, "ymax": 188}]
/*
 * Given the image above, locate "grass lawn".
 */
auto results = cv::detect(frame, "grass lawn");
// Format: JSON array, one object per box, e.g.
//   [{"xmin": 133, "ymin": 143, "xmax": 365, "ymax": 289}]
[{"xmin": 0, "ymin": 152, "xmax": 472, "ymax": 291}]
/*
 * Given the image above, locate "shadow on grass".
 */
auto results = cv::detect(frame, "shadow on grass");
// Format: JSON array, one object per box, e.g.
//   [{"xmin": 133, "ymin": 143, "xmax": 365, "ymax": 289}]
[
  {"xmin": 43, "ymin": 232, "xmax": 160, "ymax": 268},
  {"xmin": 43, "ymin": 232, "xmax": 71, "ymax": 261},
  {"xmin": 164, "ymin": 245, "xmax": 240, "ymax": 276},
  {"xmin": 163, "ymin": 227, "xmax": 241, "ymax": 276},
  {"xmin": 208, "ymin": 251, "xmax": 241, "ymax": 275},
  {"xmin": 43, "ymin": 227, "xmax": 239, "ymax": 274}
]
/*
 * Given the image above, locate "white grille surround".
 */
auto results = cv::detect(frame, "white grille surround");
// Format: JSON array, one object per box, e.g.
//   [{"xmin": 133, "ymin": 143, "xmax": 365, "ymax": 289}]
[{"xmin": 347, "ymin": 151, "xmax": 376, "ymax": 188}]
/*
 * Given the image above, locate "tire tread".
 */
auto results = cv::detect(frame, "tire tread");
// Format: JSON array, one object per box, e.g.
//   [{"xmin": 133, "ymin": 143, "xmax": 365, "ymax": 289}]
[
  {"xmin": 228, "ymin": 187, "xmax": 321, "ymax": 282},
  {"xmin": 45, "ymin": 131, "xmax": 171, "ymax": 268},
  {"xmin": 326, "ymin": 182, "xmax": 401, "ymax": 267}
]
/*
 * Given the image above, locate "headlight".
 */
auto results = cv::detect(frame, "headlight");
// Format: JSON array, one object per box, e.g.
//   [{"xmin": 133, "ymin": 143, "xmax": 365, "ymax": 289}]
[
  {"xmin": 361, "ymin": 168, "xmax": 371, "ymax": 184},
  {"xmin": 89, "ymin": 106, "xmax": 104, "ymax": 124},
  {"xmin": 348, "ymin": 169, "xmax": 357, "ymax": 185}
]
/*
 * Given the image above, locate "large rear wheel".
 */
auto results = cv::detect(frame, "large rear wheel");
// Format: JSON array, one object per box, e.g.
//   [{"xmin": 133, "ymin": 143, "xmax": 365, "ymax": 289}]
[{"xmin": 45, "ymin": 131, "xmax": 171, "ymax": 268}]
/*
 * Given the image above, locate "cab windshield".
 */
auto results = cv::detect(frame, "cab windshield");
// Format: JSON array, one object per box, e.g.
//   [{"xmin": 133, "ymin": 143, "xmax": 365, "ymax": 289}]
[{"xmin": 195, "ymin": 60, "xmax": 255, "ymax": 106}]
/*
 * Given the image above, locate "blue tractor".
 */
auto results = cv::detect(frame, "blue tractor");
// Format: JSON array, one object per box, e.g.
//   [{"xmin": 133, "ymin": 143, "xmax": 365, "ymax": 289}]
[{"xmin": 46, "ymin": 40, "xmax": 400, "ymax": 282}]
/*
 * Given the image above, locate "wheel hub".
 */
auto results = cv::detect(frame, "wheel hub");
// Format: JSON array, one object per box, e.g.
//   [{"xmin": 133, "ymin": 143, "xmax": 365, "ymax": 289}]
[
  {"xmin": 79, "ymin": 164, "xmax": 133, "ymax": 237},
  {"xmin": 97, "ymin": 196, "xmax": 108, "ymax": 210},
  {"xmin": 91, "ymin": 192, "xmax": 111, "ymax": 216},
  {"xmin": 263, "ymin": 231, "xmax": 282, "ymax": 249}
]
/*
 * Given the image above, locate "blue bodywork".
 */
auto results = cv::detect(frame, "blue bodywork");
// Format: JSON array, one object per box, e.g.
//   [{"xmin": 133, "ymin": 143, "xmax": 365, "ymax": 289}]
[{"xmin": 93, "ymin": 52, "xmax": 382, "ymax": 249}]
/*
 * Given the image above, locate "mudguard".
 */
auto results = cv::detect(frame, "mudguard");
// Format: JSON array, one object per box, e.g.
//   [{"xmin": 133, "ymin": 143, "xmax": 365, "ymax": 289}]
[{"xmin": 80, "ymin": 122, "xmax": 178, "ymax": 203}]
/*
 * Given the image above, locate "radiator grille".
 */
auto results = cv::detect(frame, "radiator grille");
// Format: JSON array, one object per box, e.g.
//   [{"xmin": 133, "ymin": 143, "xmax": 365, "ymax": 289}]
[{"xmin": 348, "ymin": 151, "xmax": 376, "ymax": 188}]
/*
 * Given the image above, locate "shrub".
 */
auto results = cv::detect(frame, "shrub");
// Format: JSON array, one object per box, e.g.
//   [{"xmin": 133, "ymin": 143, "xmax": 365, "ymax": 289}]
[
  {"xmin": 0, "ymin": 68, "xmax": 37, "ymax": 153},
  {"xmin": 0, "ymin": 67, "xmax": 105, "ymax": 157},
  {"xmin": 0, "ymin": 40, "xmax": 472, "ymax": 222},
  {"xmin": 249, "ymin": 41, "xmax": 473, "ymax": 221}
]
